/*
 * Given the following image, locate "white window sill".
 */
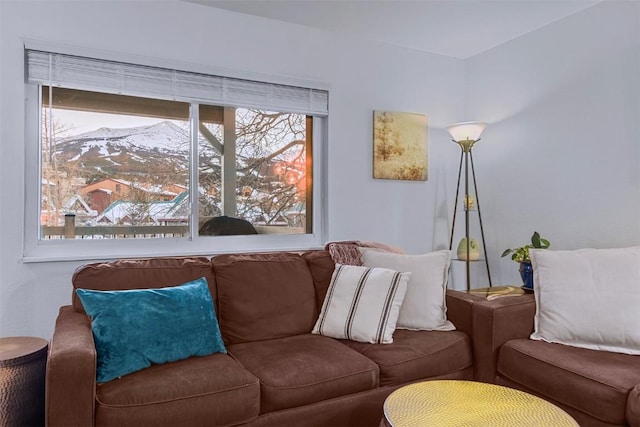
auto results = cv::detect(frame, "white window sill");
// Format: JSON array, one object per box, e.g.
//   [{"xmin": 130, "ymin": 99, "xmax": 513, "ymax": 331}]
[{"xmin": 23, "ymin": 233, "xmax": 325, "ymax": 263}]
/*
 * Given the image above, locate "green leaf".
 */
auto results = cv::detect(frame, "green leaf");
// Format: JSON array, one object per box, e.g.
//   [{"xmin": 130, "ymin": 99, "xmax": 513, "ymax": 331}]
[
  {"xmin": 502, "ymin": 231, "xmax": 550, "ymax": 263},
  {"xmin": 531, "ymin": 231, "xmax": 541, "ymax": 247}
]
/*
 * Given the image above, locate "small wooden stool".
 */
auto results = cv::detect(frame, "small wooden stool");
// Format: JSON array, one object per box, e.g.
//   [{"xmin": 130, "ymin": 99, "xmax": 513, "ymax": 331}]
[{"xmin": 0, "ymin": 337, "xmax": 48, "ymax": 427}]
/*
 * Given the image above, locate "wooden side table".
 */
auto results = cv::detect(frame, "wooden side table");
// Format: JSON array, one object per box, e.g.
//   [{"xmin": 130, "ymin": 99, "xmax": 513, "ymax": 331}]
[
  {"xmin": 467, "ymin": 285, "xmax": 526, "ymax": 300},
  {"xmin": 0, "ymin": 337, "xmax": 48, "ymax": 427}
]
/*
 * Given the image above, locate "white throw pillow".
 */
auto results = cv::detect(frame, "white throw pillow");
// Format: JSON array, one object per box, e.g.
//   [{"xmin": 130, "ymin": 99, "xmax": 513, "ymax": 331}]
[
  {"xmin": 312, "ymin": 264, "xmax": 409, "ymax": 344},
  {"xmin": 360, "ymin": 249, "xmax": 455, "ymax": 331},
  {"xmin": 530, "ymin": 246, "xmax": 640, "ymax": 355}
]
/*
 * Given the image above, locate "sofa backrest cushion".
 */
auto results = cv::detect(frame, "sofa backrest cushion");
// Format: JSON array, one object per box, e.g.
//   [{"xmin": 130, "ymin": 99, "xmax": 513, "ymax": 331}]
[
  {"xmin": 213, "ymin": 252, "xmax": 317, "ymax": 344},
  {"xmin": 360, "ymin": 249, "xmax": 455, "ymax": 331},
  {"xmin": 302, "ymin": 250, "xmax": 336, "ymax": 313},
  {"xmin": 530, "ymin": 246, "xmax": 640, "ymax": 355},
  {"xmin": 72, "ymin": 257, "xmax": 215, "ymax": 314}
]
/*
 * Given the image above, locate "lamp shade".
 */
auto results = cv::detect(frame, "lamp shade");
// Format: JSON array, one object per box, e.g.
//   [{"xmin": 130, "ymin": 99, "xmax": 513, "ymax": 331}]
[{"xmin": 446, "ymin": 122, "xmax": 487, "ymax": 142}]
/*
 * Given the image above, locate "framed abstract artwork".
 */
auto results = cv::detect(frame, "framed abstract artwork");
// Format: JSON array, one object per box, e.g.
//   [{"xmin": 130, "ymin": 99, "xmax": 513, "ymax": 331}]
[{"xmin": 373, "ymin": 111, "xmax": 428, "ymax": 181}]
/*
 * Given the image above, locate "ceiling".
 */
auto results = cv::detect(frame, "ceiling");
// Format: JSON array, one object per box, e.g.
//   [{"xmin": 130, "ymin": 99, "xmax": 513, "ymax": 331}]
[{"xmin": 188, "ymin": 0, "xmax": 601, "ymax": 59}]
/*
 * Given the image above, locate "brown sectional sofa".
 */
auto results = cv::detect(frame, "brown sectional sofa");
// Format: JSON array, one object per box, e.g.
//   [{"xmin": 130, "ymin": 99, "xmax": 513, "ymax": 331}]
[
  {"xmin": 46, "ymin": 250, "xmax": 478, "ymax": 427},
  {"xmin": 473, "ymin": 294, "xmax": 640, "ymax": 427}
]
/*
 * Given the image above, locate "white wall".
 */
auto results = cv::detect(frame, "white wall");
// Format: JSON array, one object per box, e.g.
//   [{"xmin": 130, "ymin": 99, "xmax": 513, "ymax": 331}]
[
  {"xmin": 3, "ymin": 0, "xmax": 638, "ymax": 339},
  {"xmin": 0, "ymin": 1, "xmax": 465, "ymax": 338},
  {"xmin": 466, "ymin": 1, "xmax": 640, "ymax": 285}
]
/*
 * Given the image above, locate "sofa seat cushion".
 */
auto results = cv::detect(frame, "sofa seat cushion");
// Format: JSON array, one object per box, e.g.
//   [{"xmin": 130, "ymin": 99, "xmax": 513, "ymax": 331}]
[
  {"xmin": 628, "ymin": 385, "xmax": 640, "ymax": 426},
  {"xmin": 95, "ymin": 353, "xmax": 260, "ymax": 427},
  {"xmin": 498, "ymin": 338, "xmax": 640, "ymax": 425},
  {"xmin": 341, "ymin": 329, "xmax": 473, "ymax": 386},
  {"xmin": 227, "ymin": 334, "xmax": 379, "ymax": 414}
]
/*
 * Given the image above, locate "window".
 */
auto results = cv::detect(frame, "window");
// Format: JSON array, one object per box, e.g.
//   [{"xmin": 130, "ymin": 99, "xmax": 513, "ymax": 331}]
[
  {"xmin": 24, "ymin": 48, "xmax": 328, "ymax": 261},
  {"xmin": 197, "ymin": 106, "xmax": 312, "ymax": 236},
  {"xmin": 40, "ymin": 87, "xmax": 191, "ymax": 238}
]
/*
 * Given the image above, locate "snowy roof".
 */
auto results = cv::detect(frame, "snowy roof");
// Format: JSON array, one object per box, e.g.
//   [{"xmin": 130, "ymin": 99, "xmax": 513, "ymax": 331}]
[
  {"xmin": 85, "ymin": 188, "xmax": 113, "ymax": 195},
  {"xmin": 93, "ymin": 192, "xmax": 188, "ymax": 224},
  {"xmin": 63, "ymin": 195, "xmax": 98, "ymax": 216},
  {"xmin": 110, "ymin": 178, "xmax": 178, "ymax": 196}
]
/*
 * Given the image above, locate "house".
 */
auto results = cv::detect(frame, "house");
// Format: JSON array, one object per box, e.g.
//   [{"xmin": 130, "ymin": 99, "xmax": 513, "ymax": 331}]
[
  {"xmin": 80, "ymin": 178, "xmax": 180, "ymax": 214},
  {"xmin": 94, "ymin": 192, "xmax": 189, "ymax": 226},
  {"xmin": 80, "ymin": 178, "xmax": 179, "ymax": 202},
  {"xmin": 0, "ymin": 0, "xmax": 638, "ymax": 366},
  {"xmin": 41, "ymin": 176, "xmax": 90, "ymax": 225},
  {"xmin": 81, "ymin": 188, "xmax": 112, "ymax": 215},
  {"xmin": 62, "ymin": 195, "xmax": 98, "ymax": 225}
]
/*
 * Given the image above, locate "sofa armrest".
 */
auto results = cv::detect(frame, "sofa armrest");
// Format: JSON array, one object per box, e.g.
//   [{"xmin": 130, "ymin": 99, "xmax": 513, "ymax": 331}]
[
  {"xmin": 46, "ymin": 306, "xmax": 96, "ymax": 427},
  {"xmin": 446, "ymin": 290, "xmax": 485, "ymax": 339},
  {"xmin": 471, "ymin": 294, "xmax": 536, "ymax": 383}
]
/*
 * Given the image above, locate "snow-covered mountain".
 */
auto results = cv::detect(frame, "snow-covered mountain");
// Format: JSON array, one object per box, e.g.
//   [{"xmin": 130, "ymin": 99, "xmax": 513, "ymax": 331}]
[
  {"xmin": 52, "ymin": 121, "xmax": 191, "ymax": 180},
  {"xmin": 56, "ymin": 120, "xmax": 189, "ymax": 156},
  {"xmin": 50, "ymin": 120, "xmax": 297, "ymax": 185}
]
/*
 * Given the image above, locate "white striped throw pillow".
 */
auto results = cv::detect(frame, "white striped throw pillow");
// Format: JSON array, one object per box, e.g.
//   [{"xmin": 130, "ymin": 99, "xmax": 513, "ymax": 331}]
[{"xmin": 312, "ymin": 264, "xmax": 409, "ymax": 344}]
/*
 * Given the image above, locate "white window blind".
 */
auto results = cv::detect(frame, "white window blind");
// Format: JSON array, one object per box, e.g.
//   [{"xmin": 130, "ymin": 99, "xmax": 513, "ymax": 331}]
[{"xmin": 26, "ymin": 50, "xmax": 329, "ymax": 116}]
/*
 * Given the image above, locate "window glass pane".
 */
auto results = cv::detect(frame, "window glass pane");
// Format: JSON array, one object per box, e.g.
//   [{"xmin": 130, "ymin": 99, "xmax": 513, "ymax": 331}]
[
  {"xmin": 40, "ymin": 86, "xmax": 190, "ymax": 239},
  {"xmin": 198, "ymin": 106, "xmax": 311, "ymax": 236},
  {"xmin": 197, "ymin": 117, "xmax": 223, "ymax": 221}
]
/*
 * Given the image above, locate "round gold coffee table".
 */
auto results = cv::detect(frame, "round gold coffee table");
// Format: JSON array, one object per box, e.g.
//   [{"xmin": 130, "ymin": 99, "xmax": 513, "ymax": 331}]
[{"xmin": 383, "ymin": 380, "xmax": 578, "ymax": 426}]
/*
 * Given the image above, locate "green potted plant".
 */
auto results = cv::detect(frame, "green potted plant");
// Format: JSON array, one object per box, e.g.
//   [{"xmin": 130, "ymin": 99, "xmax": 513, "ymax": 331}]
[{"xmin": 501, "ymin": 231, "xmax": 550, "ymax": 290}]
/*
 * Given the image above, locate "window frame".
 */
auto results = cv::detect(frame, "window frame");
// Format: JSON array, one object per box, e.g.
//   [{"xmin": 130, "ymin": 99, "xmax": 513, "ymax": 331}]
[{"xmin": 23, "ymin": 48, "xmax": 328, "ymax": 263}]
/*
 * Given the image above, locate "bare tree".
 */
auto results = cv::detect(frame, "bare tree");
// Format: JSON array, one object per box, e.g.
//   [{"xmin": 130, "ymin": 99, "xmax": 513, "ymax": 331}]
[
  {"xmin": 41, "ymin": 110, "xmax": 79, "ymax": 225},
  {"xmin": 198, "ymin": 109, "xmax": 308, "ymax": 228}
]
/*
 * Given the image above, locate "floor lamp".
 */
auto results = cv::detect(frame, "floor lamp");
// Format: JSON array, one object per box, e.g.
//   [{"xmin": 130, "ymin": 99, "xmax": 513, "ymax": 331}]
[{"xmin": 446, "ymin": 122, "xmax": 492, "ymax": 291}]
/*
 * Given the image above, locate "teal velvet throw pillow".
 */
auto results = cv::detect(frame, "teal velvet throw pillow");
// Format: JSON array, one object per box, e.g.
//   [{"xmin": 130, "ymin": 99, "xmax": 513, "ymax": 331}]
[{"xmin": 76, "ymin": 277, "xmax": 226, "ymax": 383}]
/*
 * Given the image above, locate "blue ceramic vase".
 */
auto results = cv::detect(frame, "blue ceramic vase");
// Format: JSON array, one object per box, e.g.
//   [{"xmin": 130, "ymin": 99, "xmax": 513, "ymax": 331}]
[{"xmin": 519, "ymin": 262, "xmax": 534, "ymax": 291}]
